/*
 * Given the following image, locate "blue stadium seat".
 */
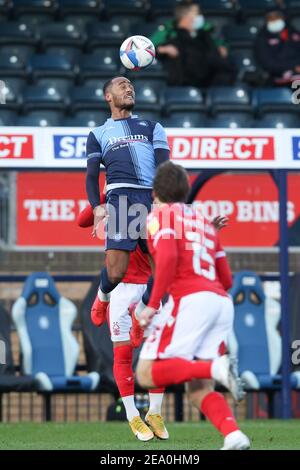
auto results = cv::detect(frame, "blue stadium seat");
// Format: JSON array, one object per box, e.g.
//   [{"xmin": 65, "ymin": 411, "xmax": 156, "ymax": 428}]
[
  {"xmin": 70, "ymin": 84, "xmax": 106, "ymax": 111},
  {"xmin": 0, "ymin": 110, "xmax": 17, "ymax": 126},
  {"xmin": 133, "ymin": 82, "xmax": 161, "ymax": 111},
  {"xmin": 196, "ymin": 0, "xmax": 236, "ymax": 15},
  {"xmin": 207, "ymin": 85, "xmax": 253, "ymax": 114},
  {"xmin": 0, "ymin": 21, "xmax": 37, "ymax": 46},
  {"xmin": 44, "ymin": 45, "xmax": 81, "ymax": 62},
  {"xmin": 254, "ymin": 88, "xmax": 296, "ymax": 114},
  {"xmin": 16, "ymin": 110, "xmax": 64, "ymax": 127},
  {"xmin": 1, "ymin": 45, "xmax": 36, "ymax": 61},
  {"xmin": 238, "ymin": 0, "xmax": 278, "ymax": 15},
  {"xmin": 35, "ymin": 77, "xmax": 74, "ymax": 92},
  {"xmin": 135, "ymin": 110, "xmax": 161, "ymax": 122},
  {"xmin": 209, "ymin": 112, "xmax": 254, "ymax": 128},
  {"xmin": 12, "ymin": 272, "xmax": 100, "ymax": 392},
  {"xmin": 127, "ymin": 60, "xmax": 166, "ymax": 80},
  {"xmin": 255, "ymin": 113, "xmax": 300, "ymax": 129},
  {"xmin": 38, "ymin": 22, "xmax": 85, "ymax": 49},
  {"xmin": 28, "ymin": 54, "xmax": 75, "ymax": 79},
  {"xmin": 104, "ymin": 0, "xmax": 148, "ymax": 17},
  {"xmin": 63, "ymin": 110, "xmax": 109, "ymax": 127},
  {"xmin": 0, "ymin": 77, "xmax": 25, "ymax": 110},
  {"xmin": 0, "ymin": 0, "xmax": 11, "ymax": 15},
  {"xmin": 86, "ymin": 20, "xmax": 128, "ymax": 49},
  {"xmin": 162, "ymin": 112, "xmax": 208, "ymax": 128},
  {"xmin": 12, "ymin": 0, "xmax": 57, "ymax": 16},
  {"xmin": 149, "ymin": 0, "xmax": 178, "ymax": 17},
  {"xmin": 231, "ymin": 48, "xmax": 258, "ymax": 81},
  {"xmin": 0, "ymin": 52, "xmax": 27, "ymax": 77},
  {"xmin": 164, "ymin": 86, "xmax": 205, "ymax": 113},
  {"xmin": 229, "ymin": 271, "xmax": 300, "ymax": 391},
  {"xmin": 79, "ymin": 49, "xmax": 120, "ymax": 79},
  {"xmin": 222, "ymin": 23, "xmax": 259, "ymax": 47},
  {"xmin": 58, "ymin": 0, "xmax": 103, "ymax": 16},
  {"xmin": 22, "ymin": 84, "xmax": 67, "ymax": 111}
]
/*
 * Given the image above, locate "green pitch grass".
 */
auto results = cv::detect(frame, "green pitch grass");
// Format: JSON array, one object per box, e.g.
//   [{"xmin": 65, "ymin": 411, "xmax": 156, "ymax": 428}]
[{"xmin": 0, "ymin": 420, "xmax": 299, "ymax": 450}]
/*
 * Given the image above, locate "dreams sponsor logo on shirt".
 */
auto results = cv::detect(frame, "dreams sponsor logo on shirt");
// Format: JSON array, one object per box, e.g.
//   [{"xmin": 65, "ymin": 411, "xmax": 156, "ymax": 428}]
[{"xmin": 108, "ymin": 134, "xmax": 149, "ymax": 145}]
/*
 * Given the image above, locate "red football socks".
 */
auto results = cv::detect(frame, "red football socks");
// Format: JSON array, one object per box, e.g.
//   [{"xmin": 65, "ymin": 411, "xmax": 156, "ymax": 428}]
[
  {"xmin": 201, "ymin": 391, "xmax": 239, "ymax": 437},
  {"xmin": 152, "ymin": 358, "xmax": 212, "ymax": 387},
  {"xmin": 113, "ymin": 345, "xmax": 134, "ymax": 397}
]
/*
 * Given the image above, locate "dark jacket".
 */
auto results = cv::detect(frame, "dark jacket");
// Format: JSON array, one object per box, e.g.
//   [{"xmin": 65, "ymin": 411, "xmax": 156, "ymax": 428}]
[
  {"xmin": 159, "ymin": 27, "xmax": 233, "ymax": 86},
  {"xmin": 255, "ymin": 25, "xmax": 300, "ymax": 77}
]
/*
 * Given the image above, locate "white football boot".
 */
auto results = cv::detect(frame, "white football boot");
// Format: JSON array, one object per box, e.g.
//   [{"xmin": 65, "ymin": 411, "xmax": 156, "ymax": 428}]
[
  {"xmin": 211, "ymin": 355, "xmax": 245, "ymax": 402},
  {"xmin": 221, "ymin": 430, "xmax": 251, "ymax": 450}
]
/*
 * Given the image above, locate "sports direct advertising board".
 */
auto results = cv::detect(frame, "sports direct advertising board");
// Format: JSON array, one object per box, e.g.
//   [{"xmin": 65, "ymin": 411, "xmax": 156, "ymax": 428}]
[
  {"xmin": 1, "ymin": 127, "xmax": 300, "ymax": 169},
  {"xmin": 1, "ymin": 126, "xmax": 300, "ymax": 248}
]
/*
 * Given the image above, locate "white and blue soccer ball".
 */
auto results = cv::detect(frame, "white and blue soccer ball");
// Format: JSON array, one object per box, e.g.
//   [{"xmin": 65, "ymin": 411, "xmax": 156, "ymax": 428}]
[{"xmin": 120, "ymin": 35, "xmax": 156, "ymax": 70}]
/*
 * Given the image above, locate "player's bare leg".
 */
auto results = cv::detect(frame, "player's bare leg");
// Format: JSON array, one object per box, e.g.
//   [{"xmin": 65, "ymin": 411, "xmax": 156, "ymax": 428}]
[
  {"xmin": 187, "ymin": 378, "xmax": 250, "ymax": 450},
  {"xmin": 92, "ymin": 250, "xmax": 130, "ymax": 327}
]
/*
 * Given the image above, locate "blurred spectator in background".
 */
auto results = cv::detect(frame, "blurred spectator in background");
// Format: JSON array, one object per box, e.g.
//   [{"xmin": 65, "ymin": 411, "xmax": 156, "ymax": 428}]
[
  {"xmin": 151, "ymin": 2, "xmax": 236, "ymax": 87},
  {"xmin": 255, "ymin": 7, "xmax": 300, "ymax": 85}
]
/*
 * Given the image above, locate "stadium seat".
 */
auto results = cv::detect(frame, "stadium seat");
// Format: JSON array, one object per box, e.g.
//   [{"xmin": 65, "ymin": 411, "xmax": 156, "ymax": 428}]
[
  {"xmin": 28, "ymin": 54, "xmax": 75, "ymax": 79},
  {"xmin": 86, "ymin": 20, "xmax": 128, "ymax": 49},
  {"xmin": 70, "ymin": 85, "xmax": 106, "ymax": 111},
  {"xmin": 44, "ymin": 45, "xmax": 81, "ymax": 62},
  {"xmin": 22, "ymin": 84, "xmax": 68, "ymax": 111},
  {"xmin": 228, "ymin": 271, "xmax": 300, "ymax": 391},
  {"xmin": 164, "ymin": 86, "xmax": 206, "ymax": 113},
  {"xmin": 222, "ymin": 24, "xmax": 259, "ymax": 47},
  {"xmin": 209, "ymin": 112, "xmax": 254, "ymax": 128},
  {"xmin": 63, "ymin": 110, "xmax": 109, "ymax": 127},
  {"xmin": 104, "ymin": 0, "xmax": 148, "ymax": 17},
  {"xmin": 132, "ymin": 82, "xmax": 160, "ymax": 111},
  {"xmin": 254, "ymin": 88, "xmax": 297, "ymax": 114},
  {"xmin": 207, "ymin": 85, "xmax": 253, "ymax": 114},
  {"xmin": 0, "ymin": 110, "xmax": 17, "ymax": 126},
  {"xmin": 38, "ymin": 22, "xmax": 85, "ymax": 49},
  {"xmin": 0, "ymin": 77, "xmax": 25, "ymax": 110},
  {"xmin": 1, "ymin": 45, "xmax": 36, "ymax": 61},
  {"xmin": 196, "ymin": 0, "xmax": 236, "ymax": 15},
  {"xmin": 34, "ymin": 77, "xmax": 74, "ymax": 92},
  {"xmin": 0, "ymin": 21, "xmax": 37, "ymax": 46},
  {"xmin": 285, "ymin": 0, "xmax": 300, "ymax": 12},
  {"xmin": 135, "ymin": 110, "xmax": 161, "ymax": 122},
  {"xmin": 12, "ymin": 272, "xmax": 100, "ymax": 392},
  {"xmin": 12, "ymin": 0, "xmax": 57, "ymax": 16},
  {"xmin": 161, "ymin": 112, "xmax": 208, "ymax": 128},
  {"xmin": 127, "ymin": 59, "xmax": 166, "ymax": 80},
  {"xmin": 0, "ymin": 300, "xmax": 37, "ymax": 393},
  {"xmin": 149, "ymin": 0, "xmax": 178, "ymax": 18},
  {"xmin": 255, "ymin": 113, "xmax": 300, "ymax": 129},
  {"xmin": 238, "ymin": 0, "xmax": 278, "ymax": 16},
  {"xmin": 0, "ymin": 52, "xmax": 27, "ymax": 77},
  {"xmin": 16, "ymin": 110, "xmax": 64, "ymax": 127},
  {"xmin": 58, "ymin": 0, "xmax": 103, "ymax": 17},
  {"xmin": 231, "ymin": 48, "xmax": 258, "ymax": 81},
  {"xmin": 79, "ymin": 50, "xmax": 120, "ymax": 79}
]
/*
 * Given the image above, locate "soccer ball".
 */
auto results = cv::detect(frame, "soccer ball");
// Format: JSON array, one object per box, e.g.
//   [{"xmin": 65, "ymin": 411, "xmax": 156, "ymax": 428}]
[{"xmin": 120, "ymin": 35, "xmax": 156, "ymax": 70}]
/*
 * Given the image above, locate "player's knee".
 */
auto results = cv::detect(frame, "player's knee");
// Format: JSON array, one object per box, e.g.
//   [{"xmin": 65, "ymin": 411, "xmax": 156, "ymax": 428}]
[
  {"xmin": 107, "ymin": 268, "xmax": 126, "ymax": 285},
  {"xmin": 136, "ymin": 360, "xmax": 151, "ymax": 388}
]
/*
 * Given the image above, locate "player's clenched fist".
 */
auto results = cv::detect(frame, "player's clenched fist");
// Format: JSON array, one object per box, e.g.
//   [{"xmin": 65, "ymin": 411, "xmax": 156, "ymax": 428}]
[{"xmin": 92, "ymin": 205, "xmax": 107, "ymax": 238}]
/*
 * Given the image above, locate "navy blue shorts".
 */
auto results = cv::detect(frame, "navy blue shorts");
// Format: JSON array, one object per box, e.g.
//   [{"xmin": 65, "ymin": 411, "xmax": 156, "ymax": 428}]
[{"xmin": 105, "ymin": 188, "xmax": 152, "ymax": 252}]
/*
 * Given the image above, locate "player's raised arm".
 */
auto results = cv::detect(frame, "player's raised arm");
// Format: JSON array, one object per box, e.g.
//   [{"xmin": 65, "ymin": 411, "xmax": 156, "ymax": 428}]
[
  {"xmin": 86, "ymin": 131, "xmax": 103, "ymax": 209},
  {"xmin": 153, "ymin": 122, "xmax": 170, "ymax": 167}
]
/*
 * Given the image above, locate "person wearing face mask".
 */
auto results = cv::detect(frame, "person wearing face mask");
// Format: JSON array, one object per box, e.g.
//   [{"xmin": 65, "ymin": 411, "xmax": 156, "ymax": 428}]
[
  {"xmin": 151, "ymin": 1, "xmax": 236, "ymax": 87},
  {"xmin": 255, "ymin": 7, "xmax": 300, "ymax": 85}
]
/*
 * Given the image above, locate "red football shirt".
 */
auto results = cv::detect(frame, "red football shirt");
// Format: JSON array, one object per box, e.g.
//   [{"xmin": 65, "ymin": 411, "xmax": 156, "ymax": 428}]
[{"xmin": 147, "ymin": 203, "xmax": 231, "ymax": 310}]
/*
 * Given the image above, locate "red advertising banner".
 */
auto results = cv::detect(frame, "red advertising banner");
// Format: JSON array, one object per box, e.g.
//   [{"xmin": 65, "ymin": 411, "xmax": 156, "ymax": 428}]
[
  {"xmin": 17, "ymin": 172, "xmax": 300, "ymax": 248},
  {"xmin": 0, "ymin": 135, "xmax": 34, "ymax": 159}
]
